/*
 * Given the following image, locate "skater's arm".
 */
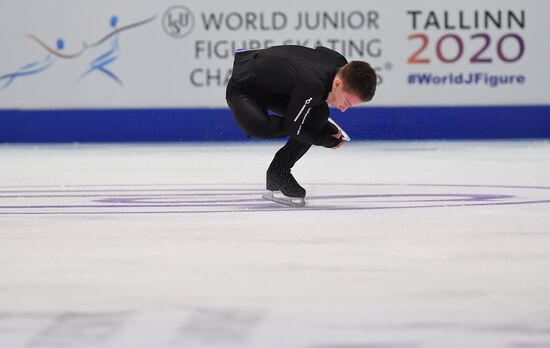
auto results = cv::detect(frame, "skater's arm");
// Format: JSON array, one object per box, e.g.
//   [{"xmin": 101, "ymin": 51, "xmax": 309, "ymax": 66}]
[
  {"xmin": 283, "ymin": 82, "xmax": 323, "ymax": 138},
  {"xmin": 289, "ymin": 107, "xmax": 345, "ymax": 148},
  {"xmin": 283, "ymin": 86, "xmax": 342, "ymax": 148},
  {"xmin": 289, "ymin": 129, "xmax": 343, "ymax": 148}
]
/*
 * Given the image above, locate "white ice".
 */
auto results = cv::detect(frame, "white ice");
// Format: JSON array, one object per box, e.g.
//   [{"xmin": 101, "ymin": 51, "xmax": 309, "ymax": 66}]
[{"xmin": 1, "ymin": 140, "xmax": 550, "ymax": 348}]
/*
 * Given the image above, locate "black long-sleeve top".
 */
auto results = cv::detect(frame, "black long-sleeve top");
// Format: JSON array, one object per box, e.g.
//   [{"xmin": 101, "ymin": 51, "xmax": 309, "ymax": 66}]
[{"xmin": 230, "ymin": 45, "xmax": 347, "ymax": 144}]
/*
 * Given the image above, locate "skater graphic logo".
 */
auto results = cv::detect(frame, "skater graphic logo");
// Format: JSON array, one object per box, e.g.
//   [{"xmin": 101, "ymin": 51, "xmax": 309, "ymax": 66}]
[
  {"xmin": 0, "ymin": 14, "xmax": 157, "ymax": 91},
  {"xmin": 0, "ymin": 38, "xmax": 77, "ymax": 91}
]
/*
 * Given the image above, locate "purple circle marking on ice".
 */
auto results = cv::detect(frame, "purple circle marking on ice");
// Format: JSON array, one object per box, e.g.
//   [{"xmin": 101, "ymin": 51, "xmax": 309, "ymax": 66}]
[{"xmin": 0, "ymin": 183, "xmax": 549, "ymax": 215}]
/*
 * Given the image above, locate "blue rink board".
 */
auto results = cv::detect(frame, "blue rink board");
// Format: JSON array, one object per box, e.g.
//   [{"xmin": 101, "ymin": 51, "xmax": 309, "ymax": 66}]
[{"xmin": 1, "ymin": 106, "xmax": 549, "ymax": 142}]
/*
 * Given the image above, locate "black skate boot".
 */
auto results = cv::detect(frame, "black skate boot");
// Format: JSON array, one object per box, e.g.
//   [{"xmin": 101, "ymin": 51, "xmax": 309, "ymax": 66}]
[
  {"xmin": 266, "ymin": 168, "xmax": 306, "ymax": 198},
  {"xmin": 262, "ymin": 139, "xmax": 311, "ymax": 207}
]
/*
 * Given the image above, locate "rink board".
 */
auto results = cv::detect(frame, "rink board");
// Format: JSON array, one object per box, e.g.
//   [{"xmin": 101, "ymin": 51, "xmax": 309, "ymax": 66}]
[{"xmin": 1, "ymin": 105, "xmax": 550, "ymax": 142}]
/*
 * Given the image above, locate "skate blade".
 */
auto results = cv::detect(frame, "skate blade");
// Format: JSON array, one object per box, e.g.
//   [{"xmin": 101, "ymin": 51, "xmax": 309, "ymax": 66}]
[
  {"xmin": 328, "ymin": 117, "xmax": 351, "ymax": 141},
  {"xmin": 262, "ymin": 191, "xmax": 306, "ymax": 208}
]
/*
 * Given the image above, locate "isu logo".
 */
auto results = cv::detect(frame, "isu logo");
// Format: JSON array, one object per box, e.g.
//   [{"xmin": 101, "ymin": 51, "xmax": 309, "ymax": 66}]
[{"xmin": 162, "ymin": 5, "xmax": 195, "ymax": 38}]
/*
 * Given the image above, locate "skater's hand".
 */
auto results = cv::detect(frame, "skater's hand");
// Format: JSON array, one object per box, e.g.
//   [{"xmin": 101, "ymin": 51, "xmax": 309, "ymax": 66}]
[
  {"xmin": 332, "ymin": 130, "xmax": 345, "ymax": 149},
  {"xmin": 316, "ymin": 133, "xmax": 343, "ymax": 149}
]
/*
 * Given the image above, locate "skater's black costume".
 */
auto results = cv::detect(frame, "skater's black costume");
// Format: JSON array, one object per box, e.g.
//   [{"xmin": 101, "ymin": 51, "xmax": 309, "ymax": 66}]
[{"xmin": 226, "ymin": 45, "xmax": 347, "ymax": 198}]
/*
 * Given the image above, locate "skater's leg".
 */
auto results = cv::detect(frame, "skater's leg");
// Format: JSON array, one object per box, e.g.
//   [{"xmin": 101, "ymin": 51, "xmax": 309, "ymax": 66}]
[
  {"xmin": 269, "ymin": 138, "xmax": 312, "ymax": 173},
  {"xmin": 263, "ymin": 121, "xmax": 339, "ymax": 204},
  {"xmin": 266, "ymin": 138, "xmax": 312, "ymax": 197},
  {"xmin": 265, "ymin": 103, "xmax": 334, "ymax": 198},
  {"xmin": 226, "ymin": 84, "xmax": 286, "ymax": 139},
  {"xmin": 268, "ymin": 104, "xmax": 331, "ymax": 172}
]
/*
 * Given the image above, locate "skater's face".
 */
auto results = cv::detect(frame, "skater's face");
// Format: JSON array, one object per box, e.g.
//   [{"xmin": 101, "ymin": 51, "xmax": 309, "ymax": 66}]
[{"xmin": 327, "ymin": 76, "xmax": 363, "ymax": 112}]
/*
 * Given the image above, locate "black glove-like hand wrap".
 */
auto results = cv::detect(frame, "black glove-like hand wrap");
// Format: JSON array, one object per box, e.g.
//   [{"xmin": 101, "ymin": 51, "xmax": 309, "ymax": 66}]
[{"xmin": 315, "ymin": 134, "xmax": 341, "ymax": 148}]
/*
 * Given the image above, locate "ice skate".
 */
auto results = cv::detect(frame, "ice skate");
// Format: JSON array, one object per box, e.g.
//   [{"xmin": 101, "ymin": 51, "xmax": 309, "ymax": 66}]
[{"xmin": 263, "ymin": 170, "xmax": 306, "ymax": 207}]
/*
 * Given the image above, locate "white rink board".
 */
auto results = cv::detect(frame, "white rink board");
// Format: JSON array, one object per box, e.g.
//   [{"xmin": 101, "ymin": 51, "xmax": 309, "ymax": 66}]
[
  {"xmin": 1, "ymin": 141, "xmax": 550, "ymax": 347},
  {"xmin": 0, "ymin": 0, "xmax": 548, "ymax": 108}
]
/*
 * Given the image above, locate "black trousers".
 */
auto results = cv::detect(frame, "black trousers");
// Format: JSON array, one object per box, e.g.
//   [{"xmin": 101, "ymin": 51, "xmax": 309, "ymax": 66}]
[
  {"xmin": 226, "ymin": 82, "xmax": 286, "ymax": 139},
  {"xmin": 226, "ymin": 82, "xmax": 336, "ymax": 173}
]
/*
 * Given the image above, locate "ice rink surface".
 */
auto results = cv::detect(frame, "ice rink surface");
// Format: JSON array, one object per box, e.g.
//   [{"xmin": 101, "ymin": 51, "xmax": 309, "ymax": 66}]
[{"xmin": 1, "ymin": 140, "xmax": 550, "ymax": 348}]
